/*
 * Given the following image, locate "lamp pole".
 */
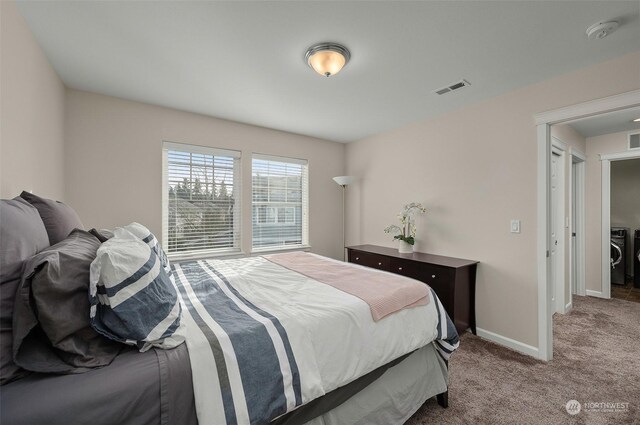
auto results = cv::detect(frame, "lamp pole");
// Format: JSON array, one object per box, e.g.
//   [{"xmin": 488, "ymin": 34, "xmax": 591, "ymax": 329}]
[
  {"xmin": 341, "ymin": 183, "xmax": 346, "ymax": 261},
  {"xmin": 332, "ymin": 176, "xmax": 356, "ymax": 262}
]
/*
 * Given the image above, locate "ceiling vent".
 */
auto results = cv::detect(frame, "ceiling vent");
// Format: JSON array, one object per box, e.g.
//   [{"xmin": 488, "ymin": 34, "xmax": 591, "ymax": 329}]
[
  {"xmin": 435, "ymin": 79, "xmax": 470, "ymax": 95},
  {"xmin": 629, "ymin": 132, "xmax": 640, "ymax": 151}
]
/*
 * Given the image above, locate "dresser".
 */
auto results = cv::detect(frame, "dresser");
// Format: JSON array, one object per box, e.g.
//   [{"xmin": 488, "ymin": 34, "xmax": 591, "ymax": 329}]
[{"xmin": 346, "ymin": 244, "xmax": 478, "ymax": 335}]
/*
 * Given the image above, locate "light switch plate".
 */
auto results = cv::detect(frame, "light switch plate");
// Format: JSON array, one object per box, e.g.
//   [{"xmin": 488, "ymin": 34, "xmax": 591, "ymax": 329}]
[{"xmin": 510, "ymin": 219, "xmax": 521, "ymax": 233}]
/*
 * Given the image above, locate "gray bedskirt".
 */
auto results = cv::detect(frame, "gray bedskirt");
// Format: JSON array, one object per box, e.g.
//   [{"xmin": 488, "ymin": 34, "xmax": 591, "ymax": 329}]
[
  {"xmin": 1, "ymin": 342, "xmax": 447, "ymax": 425},
  {"xmin": 305, "ymin": 343, "xmax": 448, "ymax": 425},
  {"xmin": 0, "ymin": 344, "xmax": 196, "ymax": 425}
]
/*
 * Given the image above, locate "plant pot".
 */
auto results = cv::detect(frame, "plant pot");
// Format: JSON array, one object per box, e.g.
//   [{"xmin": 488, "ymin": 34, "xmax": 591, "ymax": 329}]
[{"xmin": 398, "ymin": 240, "xmax": 414, "ymax": 254}]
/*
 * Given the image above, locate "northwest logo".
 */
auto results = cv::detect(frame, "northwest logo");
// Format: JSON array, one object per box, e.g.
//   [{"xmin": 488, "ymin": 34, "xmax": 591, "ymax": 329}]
[{"xmin": 565, "ymin": 400, "xmax": 581, "ymax": 415}]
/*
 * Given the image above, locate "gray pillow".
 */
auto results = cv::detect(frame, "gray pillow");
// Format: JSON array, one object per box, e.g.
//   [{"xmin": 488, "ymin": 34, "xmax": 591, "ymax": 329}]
[
  {"xmin": 89, "ymin": 228, "xmax": 114, "ymax": 243},
  {"xmin": 20, "ymin": 191, "xmax": 84, "ymax": 246},
  {"xmin": 13, "ymin": 229, "xmax": 122, "ymax": 374},
  {"xmin": 0, "ymin": 197, "xmax": 49, "ymax": 385}
]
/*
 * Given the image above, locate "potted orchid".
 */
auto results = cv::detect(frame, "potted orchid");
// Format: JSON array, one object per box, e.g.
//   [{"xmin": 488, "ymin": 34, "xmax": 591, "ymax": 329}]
[{"xmin": 384, "ymin": 202, "xmax": 427, "ymax": 253}]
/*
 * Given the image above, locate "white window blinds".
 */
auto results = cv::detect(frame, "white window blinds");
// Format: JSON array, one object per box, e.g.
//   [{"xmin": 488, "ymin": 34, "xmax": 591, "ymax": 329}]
[
  {"xmin": 162, "ymin": 142, "xmax": 241, "ymax": 257},
  {"xmin": 252, "ymin": 154, "xmax": 309, "ymax": 250}
]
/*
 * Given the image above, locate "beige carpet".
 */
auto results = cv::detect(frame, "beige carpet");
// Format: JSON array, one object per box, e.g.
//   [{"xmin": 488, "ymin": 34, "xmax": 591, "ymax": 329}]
[{"xmin": 406, "ymin": 296, "xmax": 640, "ymax": 425}]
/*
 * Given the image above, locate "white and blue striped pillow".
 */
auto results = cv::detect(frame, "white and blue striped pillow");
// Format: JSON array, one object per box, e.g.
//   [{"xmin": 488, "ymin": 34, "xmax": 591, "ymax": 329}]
[
  {"xmin": 121, "ymin": 222, "xmax": 171, "ymax": 274},
  {"xmin": 89, "ymin": 228, "xmax": 184, "ymax": 351}
]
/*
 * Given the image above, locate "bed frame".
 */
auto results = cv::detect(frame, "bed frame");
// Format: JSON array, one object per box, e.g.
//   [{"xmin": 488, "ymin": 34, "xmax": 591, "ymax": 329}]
[
  {"xmin": 437, "ymin": 391, "xmax": 449, "ymax": 408},
  {"xmin": 436, "ymin": 358, "xmax": 449, "ymax": 408}
]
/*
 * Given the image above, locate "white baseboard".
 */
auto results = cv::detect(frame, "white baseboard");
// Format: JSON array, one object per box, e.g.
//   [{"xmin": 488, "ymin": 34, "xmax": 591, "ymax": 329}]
[
  {"xmin": 586, "ymin": 289, "xmax": 606, "ymax": 298},
  {"xmin": 564, "ymin": 301, "xmax": 572, "ymax": 313},
  {"xmin": 475, "ymin": 327, "xmax": 540, "ymax": 359}
]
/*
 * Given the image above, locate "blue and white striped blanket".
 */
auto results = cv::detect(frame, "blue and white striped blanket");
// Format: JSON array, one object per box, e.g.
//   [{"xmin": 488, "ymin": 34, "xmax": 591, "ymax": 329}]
[
  {"xmin": 173, "ymin": 256, "xmax": 459, "ymax": 425},
  {"xmin": 429, "ymin": 287, "xmax": 460, "ymax": 360}
]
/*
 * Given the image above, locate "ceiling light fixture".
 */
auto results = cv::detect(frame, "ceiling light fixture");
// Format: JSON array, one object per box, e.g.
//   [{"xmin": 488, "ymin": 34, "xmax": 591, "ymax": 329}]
[
  {"xmin": 305, "ymin": 43, "xmax": 350, "ymax": 77},
  {"xmin": 586, "ymin": 21, "xmax": 619, "ymax": 40}
]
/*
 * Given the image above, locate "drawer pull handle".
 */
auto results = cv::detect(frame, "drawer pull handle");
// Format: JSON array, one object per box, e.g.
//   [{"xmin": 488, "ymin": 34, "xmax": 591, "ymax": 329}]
[
  {"xmin": 432, "ymin": 274, "xmax": 436, "ymax": 279},
  {"xmin": 378, "ymin": 262, "xmax": 382, "ymax": 266},
  {"xmin": 355, "ymin": 257, "xmax": 359, "ymax": 260},
  {"xmin": 398, "ymin": 267, "xmax": 403, "ymax": 271}
]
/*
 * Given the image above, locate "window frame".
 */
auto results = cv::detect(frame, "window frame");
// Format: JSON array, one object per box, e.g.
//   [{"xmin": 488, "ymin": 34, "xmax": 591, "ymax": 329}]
[
  {"xmin": 162, "ymin": 141, "xmax": 242, "ymax": 260},
  {"xmin": 251, "ymin": 153, "xmax": 309, "ymax": 253}
]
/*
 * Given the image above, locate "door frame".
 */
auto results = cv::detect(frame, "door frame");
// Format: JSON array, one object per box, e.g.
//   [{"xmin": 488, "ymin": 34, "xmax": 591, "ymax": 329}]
[
  {"xmin": 570, "ymin": 149, "xmax": 586, "ymax": 302},
  {"xmin": 551, "ymin": 139, "xmax": 566, "ymax": 314},
  {"xmin": 534, "ymin": 89, "xmax": 640, "ymax": 361},
  {"xmin": 600, "ymin": 150, "xmax": 640, "ymax": 298}
]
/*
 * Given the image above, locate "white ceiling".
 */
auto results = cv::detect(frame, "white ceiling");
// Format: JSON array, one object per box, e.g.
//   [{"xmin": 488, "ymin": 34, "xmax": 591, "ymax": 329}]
[
  {"xmin": 16, "ymin": 1, "xmax": 640, "ymax": 143},
  {"xmin": 568, "ymin": 107, "xmax": 640, "ymax": 138}
]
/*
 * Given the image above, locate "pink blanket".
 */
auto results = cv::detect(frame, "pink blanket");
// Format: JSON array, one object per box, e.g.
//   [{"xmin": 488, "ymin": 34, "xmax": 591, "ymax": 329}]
[{"xmin": 265, "ymin": 252, "xmax": 429, "ymax": 321}]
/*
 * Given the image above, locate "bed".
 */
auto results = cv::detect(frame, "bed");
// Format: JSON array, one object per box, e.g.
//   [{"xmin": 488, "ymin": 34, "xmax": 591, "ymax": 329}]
[{"xmin": 0, "ymin": 194, "xmax": 458, "ymax": 425}]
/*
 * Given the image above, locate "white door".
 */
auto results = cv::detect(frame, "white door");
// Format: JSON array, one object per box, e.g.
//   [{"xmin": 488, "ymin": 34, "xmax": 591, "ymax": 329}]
[
  {"xmin": 551, "ymin": 151, "xmax": 565, "ymax": 313},
  {"xmin": 571, "ymin": 163, "xmax": 577, "ymax": 295}
]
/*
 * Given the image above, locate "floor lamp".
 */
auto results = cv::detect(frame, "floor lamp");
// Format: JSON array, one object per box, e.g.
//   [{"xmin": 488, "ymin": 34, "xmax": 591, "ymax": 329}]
[{"xmin": 333, "ymin": 176, "xmax": 356, "ymax": 261}]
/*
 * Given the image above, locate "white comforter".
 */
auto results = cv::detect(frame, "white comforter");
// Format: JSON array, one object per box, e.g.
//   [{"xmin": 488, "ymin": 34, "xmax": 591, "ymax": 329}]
[{"xmin": 172, "ymin": 255, "xmax": 445, "ymax": 425}]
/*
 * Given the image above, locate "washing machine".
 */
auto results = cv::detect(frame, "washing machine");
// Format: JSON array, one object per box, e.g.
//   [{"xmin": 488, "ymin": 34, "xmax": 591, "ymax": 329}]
[
  {"xmin": 611, "ymin": 227, "xmax": 629, "ymax": 285},
  {"xmin": 634, "ymin": 229, "xmax": 640, "ymax": 288}
]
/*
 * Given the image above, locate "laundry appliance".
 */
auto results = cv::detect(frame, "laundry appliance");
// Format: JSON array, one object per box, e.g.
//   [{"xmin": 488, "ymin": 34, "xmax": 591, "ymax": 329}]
[{"xmin": 611, "ymin": 227, "xmax": 629, "ymax": 285}]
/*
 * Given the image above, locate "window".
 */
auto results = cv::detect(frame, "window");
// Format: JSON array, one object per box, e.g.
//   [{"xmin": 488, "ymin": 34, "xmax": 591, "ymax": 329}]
[
  {"xmin": 255, "ymin": 206, "xmax": 296, "ymax": 225},
  {"xmin": 252, "ymin": 154, "xmax": 308, "ymax": 250},
  {"xmin": 162, "ymin": 142, "xmax": 241, "ymax": 258}
]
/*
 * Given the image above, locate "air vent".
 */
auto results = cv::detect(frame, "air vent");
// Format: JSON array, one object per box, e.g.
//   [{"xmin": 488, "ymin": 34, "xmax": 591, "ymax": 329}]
[
  {"xmin": 629, "ymin": 132, "xmax": 640, "ymax": 150},
  {"xmin": 434, "ymin": 79, "xmax": 470, "ymax": 95}
]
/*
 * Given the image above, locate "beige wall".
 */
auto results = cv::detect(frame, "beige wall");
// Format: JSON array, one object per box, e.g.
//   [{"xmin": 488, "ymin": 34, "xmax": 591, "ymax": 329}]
[
  {"xmin": 345, "ymin": 51, "xmax": 640, "ymax": 348},
  {"xmin": 64, "ymin": 90, "xmax": 345, "ymax": 259},
  {"xmin": 552, "ymin": 124, "xmax": 587, "ymax": 155},
  {"xmin": 611, "ymin": 157, "xmax": 640, "ymax": 277},
  {"xmin": 0, "ymin": 0, "xmax": 65, "ymax": 200},
  {"xmin": 551, "ymin": 124, "xmax": 586, "ymax": 307}
]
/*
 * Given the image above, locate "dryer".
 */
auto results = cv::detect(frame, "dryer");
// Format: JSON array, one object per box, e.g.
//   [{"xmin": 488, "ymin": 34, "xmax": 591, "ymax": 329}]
[{"xmin": 611, "ymin": 227, "xmax": 629, "ymax": 285}]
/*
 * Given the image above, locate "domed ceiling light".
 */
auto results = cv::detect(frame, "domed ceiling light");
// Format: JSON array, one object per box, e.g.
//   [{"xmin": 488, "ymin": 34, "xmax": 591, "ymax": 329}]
[{"xmin": 305, "ymin": 43, "xmax": 350, "ymax": 77}]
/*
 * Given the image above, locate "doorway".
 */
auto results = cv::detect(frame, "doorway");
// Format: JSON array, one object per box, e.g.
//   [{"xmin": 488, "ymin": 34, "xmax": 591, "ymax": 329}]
[
  {"xmin": 600, "ymin": 153, "xmax": 640, "ymax": 299},
  {"xmin": 548, "ymin": 136, "xmax": 584, "ymax": 316},
  {"xmin": 609, "ymin": 157, "xmax": 640, "ymax": 303},
  {"xmin": 535, "ymin": 89, "xmax": 640, "ymax": 361},
  {"xmin": 551, "ymin": 146, "xmax": 565, "ymax": 314},
  {"xmin": 570, "ymin": 152, "xmax": 586, "ymax": 301}
]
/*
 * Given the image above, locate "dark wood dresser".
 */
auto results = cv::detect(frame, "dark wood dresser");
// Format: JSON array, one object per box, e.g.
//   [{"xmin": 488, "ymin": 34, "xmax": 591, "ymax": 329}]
[{"xmin": 346, "ymin": 244, "xmax": 478, "ymax": 335}]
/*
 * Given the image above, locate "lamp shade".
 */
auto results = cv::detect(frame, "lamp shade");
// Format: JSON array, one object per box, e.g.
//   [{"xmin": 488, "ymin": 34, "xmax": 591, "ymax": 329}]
[
  {"xmin": 305, "ymin": 43, "xmax": 350, "ymax": 77},
  {"xmin": 333, "ymin": 176, "xmax": 356, "ymax": 186}
]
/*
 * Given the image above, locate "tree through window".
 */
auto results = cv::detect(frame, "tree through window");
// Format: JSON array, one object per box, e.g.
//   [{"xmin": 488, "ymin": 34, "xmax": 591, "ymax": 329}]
[{"xmin": 163, "ymin": 142, "xmax": 241, "ymax": 257}]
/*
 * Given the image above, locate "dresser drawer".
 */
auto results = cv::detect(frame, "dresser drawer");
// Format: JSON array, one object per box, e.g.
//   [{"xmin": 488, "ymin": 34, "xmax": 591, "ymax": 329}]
[
  {"xmin": 418, "ymin": 264, "xmax": 455, "ymax": 288},
  {"xmin": 420, "ymin": 265, "xmax": 455, "ymax": 312},
  {"xmin": 349, "ymin": 251, "xmax": 390, "ymax": 271},
  {"xmin": 389, "ymin": 258, "xmax": 453, "ymax": 286},
  {"xmin": 389, "ymin": 258, "xmax": 421, "ymax": 277}
]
